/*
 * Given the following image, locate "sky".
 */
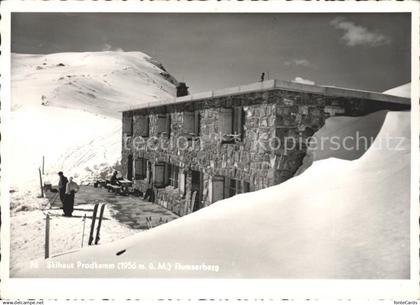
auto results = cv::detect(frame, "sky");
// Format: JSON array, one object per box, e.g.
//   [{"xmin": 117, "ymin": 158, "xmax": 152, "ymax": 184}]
[{"xmin": 11, "ymin": 13, "xmax": 411, "ymax": 94}]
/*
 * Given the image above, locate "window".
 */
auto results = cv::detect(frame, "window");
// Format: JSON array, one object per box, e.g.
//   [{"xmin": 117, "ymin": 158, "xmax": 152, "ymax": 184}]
[
  {"xmin": 134, "ymin": 158, "xmax": 147, "ymax": 180},
  {"xmin": 183, "ymin": 110, "xmax": 201, "ymax": 137},
  {"xmin": 154, "ymin": 162, "xmax": 170, "ymax": 188},
  {"xmin": 154, "ymin": 163, "xmax": 165, "ymax": 188},
  {"xmin": 211, "ymin": 176, "xmax": 248, "ymax": 203},
  {"xmin": 169, "ymin": 164, "xmax": 179, "ymax": 188},
  {"xmin": 123, "ymin": 115, "xmax": 133, "ymax": 135},
  {"xmin": 133, "ymin": 115, "xmax": 149, "ymax": 137},
  {"xmin": 157, "ymin": 113, "xmax": 171, "ymax": 137},
  {"xmin": 219, "ymin": 107, "xmax": 244, "ymax": 143},
  {"xmin": 211, "ymin": 176, "xmax": 225, "ymax": 203}
]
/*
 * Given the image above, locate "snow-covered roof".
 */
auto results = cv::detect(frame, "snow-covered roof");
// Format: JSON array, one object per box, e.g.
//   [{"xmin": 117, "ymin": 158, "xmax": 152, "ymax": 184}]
[{"xmin": 121, "ymin": 79, "xmax": 411, "ymax": 112}]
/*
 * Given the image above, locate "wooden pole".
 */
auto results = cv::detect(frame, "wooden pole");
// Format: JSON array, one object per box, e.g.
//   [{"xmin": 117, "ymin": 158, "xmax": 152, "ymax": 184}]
[
  {"xmin": 42, "ymin": 156, "xmax": 45, "ymax": 174},
  {"xmin": 39, "ymin": 168, "xmax": 44, "ymax": 198},
  {"xmin": 81, "ymin": 214, "xmax": 87, "ymax": 248},
  {"xmin": 45, "ymin": 214, "xmax": 50, "ymax": 259}
]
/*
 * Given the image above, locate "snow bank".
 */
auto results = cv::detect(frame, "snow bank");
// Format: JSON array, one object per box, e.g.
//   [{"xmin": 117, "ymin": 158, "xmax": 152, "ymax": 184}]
[
  {"xmin": 20, "ymin": 111, "xmax": 410, "ymax": 279},
  {"xmin": 296, "ymin": 110, "xmax": 387, "ymax": 174},
  {"xmin": 383, "ymin": 83, "xmax": 411, "ymax": 99}
]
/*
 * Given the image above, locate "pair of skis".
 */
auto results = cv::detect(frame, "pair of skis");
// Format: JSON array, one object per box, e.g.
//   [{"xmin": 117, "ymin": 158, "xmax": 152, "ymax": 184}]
[
  {"xmin": 88, "ymin": 203, "xmax": 106, "ymax": 246},
  {"xmin": 145, "ymin": 216, "xmax": 168, "ymax": 229}
]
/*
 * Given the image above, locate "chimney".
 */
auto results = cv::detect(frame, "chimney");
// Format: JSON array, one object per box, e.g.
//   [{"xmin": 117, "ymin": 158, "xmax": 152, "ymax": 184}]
[{"xmin": 176, "ymin": 82, "xmax": 189, "ymax": 97}]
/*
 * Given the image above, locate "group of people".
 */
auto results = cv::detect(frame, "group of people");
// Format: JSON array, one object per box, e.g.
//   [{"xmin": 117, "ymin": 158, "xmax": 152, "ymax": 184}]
[
  {"xmin": 110, "ymin": 170, "xmax": 154, "ymax": 201},
  {"xmin": 57, "ymin": 169, "xmax": 156, "ymax": 217},
  {"xmin": 57, "ymin": 172, "xmax": 80, "ymax": 217}
]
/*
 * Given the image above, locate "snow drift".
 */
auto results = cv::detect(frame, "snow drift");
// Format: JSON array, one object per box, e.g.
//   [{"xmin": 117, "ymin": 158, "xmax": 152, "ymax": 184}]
[
  {"xmin": 295, "ymin": 110, "xmax": 387, "ymax": 174},
  {"xmin": 11, "ymin": 52, "xmax": 177, "ymax": 192},
  {"xmin": 20, "ymin": 110, "xmax": 410, "ymax": 279},
  {"xmin": 383, "ymin": 83, "xmax": 411, "ymax": 99}
]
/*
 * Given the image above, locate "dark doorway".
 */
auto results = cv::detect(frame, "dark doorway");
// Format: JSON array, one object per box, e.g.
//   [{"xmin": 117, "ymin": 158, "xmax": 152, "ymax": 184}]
[
  {"xmin": 127, "ymin": 154, "xmax": 133, "ymax": 181},
  {"xmin": 191, "ymin": 170, "xmax": 203, "ymax": 212}
]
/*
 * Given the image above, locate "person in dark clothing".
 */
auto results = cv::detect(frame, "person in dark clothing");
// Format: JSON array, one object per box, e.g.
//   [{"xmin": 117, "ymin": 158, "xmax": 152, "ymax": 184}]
[
  {"xmin": 110, "ymin": 171, "xmax": 121, "ymax": 186},
  {"xmin": 63, "ymin": 177, "xmax": 79, "ymax": 217},
  {"xmin": 143, "ymin": 186, "xmax": 155, "ymax": 202},
  {"xmin": 260, "ymin": 72, "xmax": 265, "ymax": 82},
  {"xmin": 57, "ymin": 172, "xmax": 68, "ymax": 205},
  {"xmin": 143, "ymin": 164, "xmax": 154, "ymax": 202}
]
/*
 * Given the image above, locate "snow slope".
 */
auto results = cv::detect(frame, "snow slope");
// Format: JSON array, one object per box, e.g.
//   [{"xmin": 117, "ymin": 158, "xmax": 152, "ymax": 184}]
[
  {"xmin": 11, "ymin": 52, "xmax": 177, "ymax": 192},
  {"xmin": 12, "ymin": 52, "xmax": 176, "ymax": 117},
  {"xmin": 21, "ymin": 110, "xmax": 410, "ymax": 279},
  {"xmin": 383, "ymin": 83, "xmax": 411, "ymax": 98}
]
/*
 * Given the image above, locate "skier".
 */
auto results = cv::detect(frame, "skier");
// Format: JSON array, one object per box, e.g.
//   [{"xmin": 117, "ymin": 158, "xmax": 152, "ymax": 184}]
[
  {"xmin": 63, "ymin": 177, "xmax": 80, "ymax": 217},
  {"xmin": 57, "ymin": 172, "xmax": 68, "ymax": 205}
]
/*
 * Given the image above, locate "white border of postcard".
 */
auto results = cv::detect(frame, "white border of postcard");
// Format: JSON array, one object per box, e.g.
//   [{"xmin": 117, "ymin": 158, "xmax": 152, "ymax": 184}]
[{"xmin": 1, "ymin": 0, "xmax": 419, "ymax": 300}]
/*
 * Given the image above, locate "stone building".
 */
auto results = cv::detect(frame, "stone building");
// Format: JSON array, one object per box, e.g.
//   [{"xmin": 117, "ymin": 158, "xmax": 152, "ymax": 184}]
[{"xmin": 121, "ymin": 79, "xmax": 410, "ymax": 216}]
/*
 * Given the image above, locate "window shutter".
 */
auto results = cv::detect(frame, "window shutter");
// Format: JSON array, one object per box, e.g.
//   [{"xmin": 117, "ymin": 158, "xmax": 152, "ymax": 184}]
[
  {"xmin": 133, "ymin": 115, "xmax": 149, "ymax": 137},
  {"xmin": 164, "ymin": 163, "xmax": 171, "ymax": 186},
  {"xmin": 146, "ymin": 116, "xmax": 150, "ymax": 136},
  {"xmin": 183, "ymin": 112, "xmax": 195, "ymax": 135},
  {"xmin": 219, "ymin": 108, "xmax": 233, "ymax": 135},
  {"xmin": 157, "ymin": 114, "xmax": 167, "ymax": 135},
  {"xmin": 233, "ymin": 107, "xmax": 243, "ymax": 137},
  {"xmin": 166, "ymin": 113, "xmax": 171, "ymax": 138},
  {"xmin": 123, "ymin": 116, "xmax": 133, "ymax": 135},
  {"xmin": 194, "ymin": 110, "xmax": 201, "ymax": 135},
  {"xmin": 135, "ymin": 159, "xmax": 141, "ymax": 180}
]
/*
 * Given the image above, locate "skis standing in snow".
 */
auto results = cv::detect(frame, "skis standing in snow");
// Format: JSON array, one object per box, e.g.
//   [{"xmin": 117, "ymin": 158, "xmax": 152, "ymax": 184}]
[{"xmin": 88, "ymin": 203, "xmax": 106, "ymax": 246}]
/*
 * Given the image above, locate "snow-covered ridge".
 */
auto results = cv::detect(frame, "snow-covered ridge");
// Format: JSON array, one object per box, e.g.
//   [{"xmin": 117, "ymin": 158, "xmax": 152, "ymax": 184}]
[
  {"xmin": 12, "ymin": 51, "xmax": 177, "ymax": 118},
  {"xmin": 11, "ymin": 51, "xmax": 177, "ymax": 191}
]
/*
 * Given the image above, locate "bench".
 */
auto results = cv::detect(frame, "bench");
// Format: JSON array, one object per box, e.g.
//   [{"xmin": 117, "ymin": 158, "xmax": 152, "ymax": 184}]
[
  {"xmin": 106, "ymin": 184, "xmax": 121, "ymax": 193},
  {"xmin": 94, "ymin": 179, "xmax": 108, "ymax": 188}
]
